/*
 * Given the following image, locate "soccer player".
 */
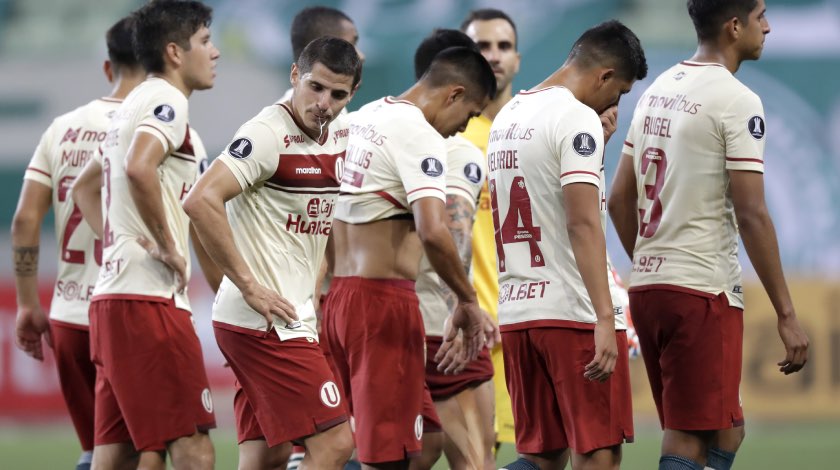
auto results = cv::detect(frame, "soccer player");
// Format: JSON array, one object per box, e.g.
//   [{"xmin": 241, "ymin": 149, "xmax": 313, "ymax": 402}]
[
  {"xmin": 487, "ymin": 20, "xmax": 647, "ymax": 470},
  {"xmin": 458, "ymin": 9, "xmax": 521, "ymax": 448},
  {"xmin": 410, "ymin": 29, "xmax": 495, "ymax": 470},
  {"xmin": 608, "ymin": 1, "xmax": 809, "ymax": 469},
  {"xmin": 75, "ymin": 2, "xmax": 220, "ymax": 468},
  {"xmin": 10, "ymin": 16, "xmax": 144, "ymax": 470},
  {"xmin": 322, "ymin": 47, "xmax": 497, "ymax": 469},
  {"xmin": 279, "ymin": 6, "xmax": 364, "ymax": 103},
  {"xmin": 183, "ymin": 36, "xmax": 362, "ymax": 470}
]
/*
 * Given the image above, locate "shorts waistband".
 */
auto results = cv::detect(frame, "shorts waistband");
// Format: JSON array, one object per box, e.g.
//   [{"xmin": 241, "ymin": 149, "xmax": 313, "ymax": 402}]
[{"xmin": 331, "ymin": 276, "xmax": 416, "ymax": 293}]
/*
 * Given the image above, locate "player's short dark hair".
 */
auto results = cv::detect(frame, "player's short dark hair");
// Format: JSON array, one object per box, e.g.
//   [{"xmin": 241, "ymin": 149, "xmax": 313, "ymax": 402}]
[
  {"xmin": 297, "ymin": 36, "xmax": 363, "ymax": 89},
  {"xmin": 568, "ymin": 20, "xmax": 648, "ymax": 82},
  {"xmin": 414, "ymin": 29, "xmax": 479, "ymax": 80},
  {"xmin": 687, "ymin": 0, "xmax": 758, "ymax": 41},
  {"xmin": 420, "ymin": 47, "xmax": 496, "ymax": 102},
  {"xmin": 291, "ymin": 6, "xmax": 354, "ymax": 61},
  {"xmin": 133, "ymin": 0, "xmax": 213, "ymax": 74},
  {"xmin": 106, "ymin": 16, "xmax": 140, "ymax": 72},
  {"xmin": 460, "ymin": 8, "xmax": 518, "ymax": 49}
]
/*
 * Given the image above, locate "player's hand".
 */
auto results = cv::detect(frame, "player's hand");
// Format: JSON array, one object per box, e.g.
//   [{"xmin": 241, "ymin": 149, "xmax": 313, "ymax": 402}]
[
  {"xmin": 136, "ymin": 236, "xmax": 188, "ymax": 293},
  {"xmin": 241, "ymin": 282, "xmax": 298, "ymax": 334},
  {"xmin": 777, "ymin": 315, "xmax": 809, "ymax": 375},
  {"xmin": 482, "ymin": 309, "xmax": 501, "ymax": 350},
  {"xmin": 599, "ymin": 105, "xmax": 619, "ymax": 144},
  {"xmin": 585, "ymin": 321, "xmax": 618, "ymax": 382},
  {"xmin": 15, "ymin": 305, "xmax": 51, "ymax": 361},
  {"xmin": 626, "ymin": 326, "xmax": 641, "ymax": 360},
  {"xmin": 436, "ymin": 317, "xmax": 468, "ymax": 375},
  {"xmin": 449, "ymin": 300, "xmax": 486, "ymax": 361}
]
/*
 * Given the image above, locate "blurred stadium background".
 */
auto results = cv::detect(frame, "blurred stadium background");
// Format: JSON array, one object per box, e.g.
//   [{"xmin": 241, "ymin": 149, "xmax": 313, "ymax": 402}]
[{"xmin": 1, "ymin": 0, "xmax": 838, "ymax": 467}]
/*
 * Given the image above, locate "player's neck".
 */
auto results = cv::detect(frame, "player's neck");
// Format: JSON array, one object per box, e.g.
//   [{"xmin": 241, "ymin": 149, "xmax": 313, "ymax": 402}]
[
  {"xmin": 482, "ymin": 83, "xmax": 514, "ymax": 121},
  {"xmin": 538, "ymin": 66, "xmax": 585, "ymax": 102},
  {"xmin": 108, "ymin": 70, "xmax": 146, "ymax": 100},
  {"xmin": 690, "ymin": 43, "xmax": 743, "ymax": 74}
]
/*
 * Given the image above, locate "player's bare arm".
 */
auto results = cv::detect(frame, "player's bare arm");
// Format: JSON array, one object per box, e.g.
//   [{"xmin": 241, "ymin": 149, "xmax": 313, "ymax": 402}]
[
  {"xmin": 729, "ymin": 169, "xmax": 809, "ymax": 374},
  {"xmin": 434, "ymin": 193, "xmax": 500, "ymax": 374},
  {"xmin": 608, "ymin": 153, "xmax": 639, "ymax": 259},
  {"xmin": 564, "ymin": 182, "xmax": 617, "ymax": 382},
  {"xmin": 72, "ymin": 158, "xmax": 104, "ymax": 238},
  {"xmin": 11, "ymin": 180, "xmax": 52, "ymax": 361},
  {"xmin": 183, "ymin": 159, "xmax": 297, "ymax": 331},
  {"xmin": 412, "ymin": 197, "xmax": 488, "ymax": 361},
  {"xmin": 190, "ymin": 223, "xmax": 222, "ymax": 293},
  {"xmin": 124, "ymin": 131, "xmax": 188, "ymax": 291}
]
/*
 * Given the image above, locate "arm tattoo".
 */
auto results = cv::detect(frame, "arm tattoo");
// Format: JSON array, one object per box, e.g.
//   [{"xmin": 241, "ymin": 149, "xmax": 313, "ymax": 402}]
[
  {"xmin": 14, "ymin": 246, "xmax": 39, "ymax": 277},
  {"xmin": 440, "ymin": 195, "xmax": 475, "ymax": 314}
]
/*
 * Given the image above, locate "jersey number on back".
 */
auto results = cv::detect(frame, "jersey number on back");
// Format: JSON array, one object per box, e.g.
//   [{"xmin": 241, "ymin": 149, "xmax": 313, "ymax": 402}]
[
  {"xmin": 489, "ymin": 176, "xmax": 545, "ymax": 273},
  {"xmin": 57, "ymin": 176, "xmax": 102, "ymax": 266},
  {"xmin": 639, "ymin": 147, "xmax": 667, "ymax": 238}
]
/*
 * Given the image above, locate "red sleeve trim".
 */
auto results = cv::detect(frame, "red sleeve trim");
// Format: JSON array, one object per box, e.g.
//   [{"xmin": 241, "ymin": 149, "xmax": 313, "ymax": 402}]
[
  {"xmin": 407, "ymin": 186, "xmax": 446, "ymax": 196},
  {"xmin": 26, "ymin": 167, "xmax": 51, "ymax": 178},
  {"xmin": 623, "ymin": 141, "xmax": 634, "ymax": 148},
  {"xmin": 560, "ymin": 170, "xmax": 599, "ymax": 179},
  {"xmin": 374, "ymin": 191, "xmax": 408, "ymax": 210},
  {"xmin": 725, "ymin": 157, "xmax": 763, "ymax": 164}
]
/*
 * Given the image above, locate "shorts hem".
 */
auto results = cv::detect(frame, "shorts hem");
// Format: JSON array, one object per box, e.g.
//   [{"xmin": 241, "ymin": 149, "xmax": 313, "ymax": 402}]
[{"xmin": 429, "ymin": 377, "xmax": 493, "ymax": 401}]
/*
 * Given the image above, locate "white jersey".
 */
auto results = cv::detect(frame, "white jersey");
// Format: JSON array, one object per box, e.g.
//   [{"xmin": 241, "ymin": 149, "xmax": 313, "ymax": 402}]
[
  {"xmin": 93, "ymin": 77, "xmax": 205, "ymax": 311},
  {"xmin": 416, "ymin": 136, "xmax": 485, "ymax": 336},
  {"xmin": 212, "ymin": 103, "xmax": 349, "ymax": 341},
  {"xmin": 335, "ymin": 97, "xmax": 447, "ymax": 224},
  {"xmin": 24, "ymin": 97, "xmax": 122, "ymax": 326},
  {"xmin": 488, "ymin": 86, "xmax": 626, "ymax": 331},
  {"xmin": 622, "ymin": 61, "xmax": 766, "ymax": 308}
]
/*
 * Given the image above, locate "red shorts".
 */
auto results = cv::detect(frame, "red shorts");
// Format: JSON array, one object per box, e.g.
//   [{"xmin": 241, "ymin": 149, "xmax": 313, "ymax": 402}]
[
  {"xmin": 214, "ymin": 325, "xmax": 349, "ymax": 447},
  {"xmin": 50, "ymin": 320, "xmax": 96, "ymax": 451},
  {"xmin": 425, "ymin": 336, "xmax": 494, "ymax": 401},
  {"xmin": 89, "ymin": 298, "xmax": 216, "ymax": 451},
  {"xmin": 422, "ymin": 383, "xmax": 442, "ymax": 433},
  {"xmin": 629, "ymin": 288, "xmax": 745, "ymax": 430},
  {"xmin": 502, "ymin": 327, "xmax": 633, "ymax": 454},
  {"xmin": 321, "ymin": 277, "xmax": 428, "ymax": 463}
]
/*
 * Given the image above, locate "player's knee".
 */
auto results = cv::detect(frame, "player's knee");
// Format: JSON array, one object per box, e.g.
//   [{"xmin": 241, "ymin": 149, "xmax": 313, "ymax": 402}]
[{"xmin": 171, "ymin": 433, "xmax": 214, "ymax": 470}]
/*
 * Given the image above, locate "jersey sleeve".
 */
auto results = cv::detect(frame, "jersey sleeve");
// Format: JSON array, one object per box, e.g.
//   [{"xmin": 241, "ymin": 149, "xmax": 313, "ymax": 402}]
[
  {"xmin": 553, "ymin": 109, "xmax": 604, "ymax": 187},
  {"xmin": 217, "ymin": 120, "xmax": 280, "ymax": 189},
  {"xmin": 393, "ymin": 120, "xmax": 448, "ymax": 205},
  {"xmin": 444, "ymin": 137, "xmax": 485, "ymax": 209},
  {"xmin": 722, "ymin": 91, "xmax": 766, "ymax": 173},
  {"xmin": 135, "ymin": 88, "xmax": 189, "ymax": 154},
  {"xmin": 24, "ymin": 122, "xmax": 56, "ymax": 188}
]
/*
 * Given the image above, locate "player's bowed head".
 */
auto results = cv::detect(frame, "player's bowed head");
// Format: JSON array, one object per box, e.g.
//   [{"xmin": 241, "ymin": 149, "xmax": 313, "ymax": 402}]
[
  {"xmin": 409, "ymin": 46, "xmax": 497, "ymax": 138},
  {"xmin": 288, "ymin": 36, "xmax": 362, "ymax": 140}
]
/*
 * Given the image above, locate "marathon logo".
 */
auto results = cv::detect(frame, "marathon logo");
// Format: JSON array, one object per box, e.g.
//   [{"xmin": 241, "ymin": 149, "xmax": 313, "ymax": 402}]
[{"xmin": 296, "ymin": 167, "xmax": 322, "ymax": 175}]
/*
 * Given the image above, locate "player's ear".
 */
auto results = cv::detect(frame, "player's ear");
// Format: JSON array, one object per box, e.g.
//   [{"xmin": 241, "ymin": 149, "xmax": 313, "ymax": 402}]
[
  {"xmin": 290, "ymin": 63, "xmax": 300, "ymax": 88},
  {"xmin": 447, "ymin": 85, "xmax": 466, "ymax": 105},
  {"xmin": 597, "ymin": 68, "xmax": 615, "ymax": 90},
  {"xmin": 164, "ymin": 41, "xmax": 182, "ymax": 69},
  {"xmin": 103, "ymin": 60, "xmax": 114, "ymax": 84}
]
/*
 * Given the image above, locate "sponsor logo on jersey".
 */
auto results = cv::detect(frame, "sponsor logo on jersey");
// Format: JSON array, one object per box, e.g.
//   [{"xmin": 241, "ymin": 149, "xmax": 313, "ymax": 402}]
[
  {"xmin": 284, "ymin": 134, "xmax": 305, "ymax": 148},
  {"xmin": 154, "ymin": 104, "xmax": 175, "ymax": 122},
  {"xmin": 421, "ymin": 157, "xmax": 444, "ymax": 177},
  {"xmin": 674, "ymin": 71, "xmax": 687, "ymax": 81},
  {"xmin": 748, "ymin": 115, "xmax": 765, "ymax": 140},
  {"xmin": 295, "ymin": 167, "xmax": 322, "ymax": 175},
  {"xmin": 228, "ymin": 138, "xmax": 253, "ymax": 159},
  {"xmin": 201, "ymin": 388, "xmax": 214, "ymax": 413},
  {"xmin": 333, "ymin": 127, "xmax": 349, "ymax": 144},
  {"xmin": 414, "ymin": 414, "xmax": 424, "ymax": 440},
  {"xmin": 573, "ymin": 132, "xmax": 597, "ymax": 156},
  {"xmin": 464, "ymin": 162, "xmax": 482, "ymax": 184},
  {"xmin": 320, "ymin": 381, "xmax": 341, "ymax": 408},
  {"xmin": 60, "ymin": 127, "xmax": 81, "ymax": 145}
]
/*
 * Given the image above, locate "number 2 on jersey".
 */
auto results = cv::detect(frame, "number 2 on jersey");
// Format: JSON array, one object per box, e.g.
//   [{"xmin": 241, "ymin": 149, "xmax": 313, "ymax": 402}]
[
  {"xmin": 57, "ymin": 176, "xmax": 102, "ymax": 266},
  {"xmin": 489, "ymin": 176, "xmax": 545, "ymax": 273}
]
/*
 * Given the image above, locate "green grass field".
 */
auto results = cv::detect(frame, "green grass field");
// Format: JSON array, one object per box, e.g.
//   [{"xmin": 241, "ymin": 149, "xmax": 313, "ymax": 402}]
[{"xmin": 0, "ymin": 422, "xmax": 836, "ymax": 469}]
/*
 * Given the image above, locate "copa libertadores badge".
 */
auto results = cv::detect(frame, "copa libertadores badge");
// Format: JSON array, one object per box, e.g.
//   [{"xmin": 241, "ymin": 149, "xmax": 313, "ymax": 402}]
[
  {"xmin": 228, "ymin": 138, "xmax": 253, "ymax": 159},
  {"xmin": 748, "ymin": 115, "xmax": 765, "ymax": 140},
  {"xmin": 153, "ymin": 104, "xmax": 175, "ymax": 122},
  {"xmin": 573, "ymin": 132, "xmax": 597, "ymax": 156},
  {"xmin": 421, "ymin": 157, "xmax": 444, "ymax": 177}
]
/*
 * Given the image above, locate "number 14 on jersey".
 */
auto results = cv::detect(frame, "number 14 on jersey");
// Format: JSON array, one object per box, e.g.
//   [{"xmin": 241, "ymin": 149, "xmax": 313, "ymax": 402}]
[{"xmin": 489, "ymin": 176, "xmax": 545, "ymax": 273}]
